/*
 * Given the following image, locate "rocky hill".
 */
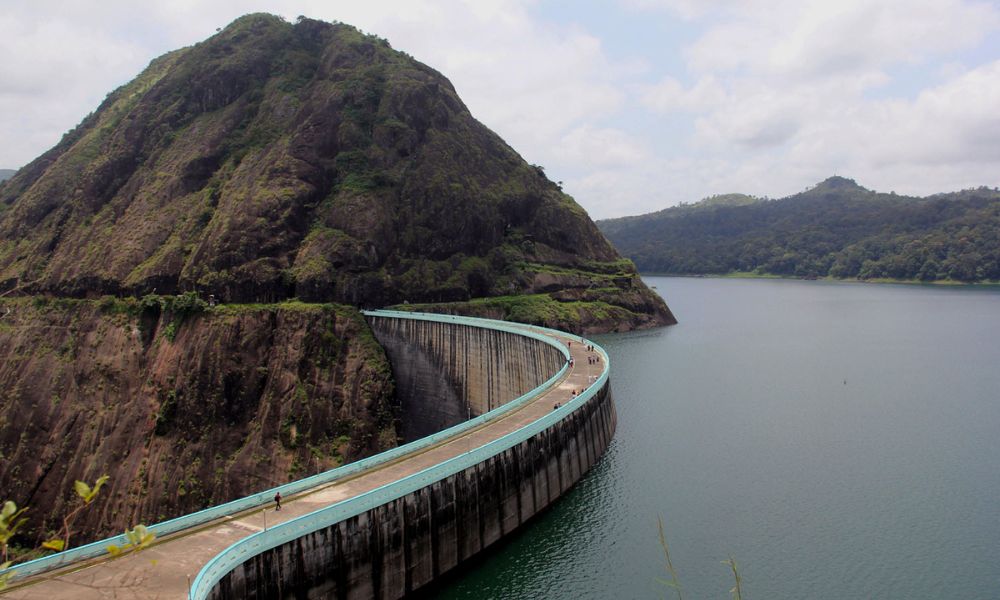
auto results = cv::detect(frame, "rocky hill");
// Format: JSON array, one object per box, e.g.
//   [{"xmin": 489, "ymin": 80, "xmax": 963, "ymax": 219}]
[
  {"xmin": 0, "ymin": 13, "xmax": 671, "ymax": 330},
  {"xmin": 0, "ymin": 14, "xmax": 673, "ymax": 547},
  {"xmin": 599, "ymin": 177, "xmax": 1000, "ymax": 282}
]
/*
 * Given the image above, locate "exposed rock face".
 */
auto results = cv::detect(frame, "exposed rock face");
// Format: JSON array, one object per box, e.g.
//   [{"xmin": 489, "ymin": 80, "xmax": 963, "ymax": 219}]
[
  {"xmin": 0, "ymin": 13, "xmax": 672, "ymax": 329},
  {"xmin": 0, "ymin": 298, "xmax": 395, "ymax": 542}
]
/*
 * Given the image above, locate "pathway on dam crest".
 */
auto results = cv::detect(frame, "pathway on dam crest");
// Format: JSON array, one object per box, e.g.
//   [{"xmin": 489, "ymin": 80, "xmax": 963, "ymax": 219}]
[{"xmin": 4, "ymin": 320, "xmax": 606, "ymax": 600}]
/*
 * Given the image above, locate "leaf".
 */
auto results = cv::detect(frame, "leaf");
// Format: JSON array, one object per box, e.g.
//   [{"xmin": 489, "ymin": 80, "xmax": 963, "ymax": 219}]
[
  {"xmin": 0, "ymin": 563, "xmax": 14, "ymax": 591},
  {"xmin": 83, "ymin": 475, "xmax": 109, "ymax": 503},
  {"xmin": 88, "ymin": 475, "xmax": 110, "ymax": 502},
  {"xmin": 0, "ymin": 506, "xmax": 28, "ymax": 544},
  {"xmin": 74, "ymin": 480, "xmax": 91, "ymax": 501},
  {"xmin": 117, "ymin": 524, "xmax": 156, "ymax": 555},
  {"xmin": 125, "ymin": 528, "xmax": 141, "ymax": 546},
  {"xmin": 74, "ymin": 475, "xmax": 110, "ymax": 503},
  {"xmin": 42, "ymin": 539, "xmax": 65, "ymax": 551},
  {"xmin": 131, "ymin": 525, "xmax": 154, "ymax": 547},
  {"xmin": 107, "ymin": 544, "xmax": 122, "ymax": 557}
]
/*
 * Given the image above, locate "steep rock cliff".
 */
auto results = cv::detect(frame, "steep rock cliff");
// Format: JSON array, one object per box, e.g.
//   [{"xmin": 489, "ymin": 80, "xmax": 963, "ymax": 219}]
[{"xmin": 0, "ymin": 298, "xmax": 395, "ymax": 542}]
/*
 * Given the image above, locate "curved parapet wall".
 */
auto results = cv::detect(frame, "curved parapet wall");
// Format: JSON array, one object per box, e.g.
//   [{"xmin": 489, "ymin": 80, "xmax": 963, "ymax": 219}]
[
  {"xmin": 194, "ymin": 311, "xmax": 615, "ymax": 600},
  {"xmin": 367, "ymin": 312, "xmax": 567, "ymax": 440}
]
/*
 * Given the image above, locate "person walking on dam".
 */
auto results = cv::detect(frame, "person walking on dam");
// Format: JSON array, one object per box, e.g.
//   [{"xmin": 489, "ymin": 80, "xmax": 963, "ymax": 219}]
[{"xmin": 274, "ymin": 491, "xmax": 282, "ymax": 511}]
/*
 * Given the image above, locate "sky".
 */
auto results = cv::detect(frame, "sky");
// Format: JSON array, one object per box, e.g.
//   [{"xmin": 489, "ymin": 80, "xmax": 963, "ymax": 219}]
[{"xmin": 1, "ymin": 1, "xmax": 998, "ymax": 219}]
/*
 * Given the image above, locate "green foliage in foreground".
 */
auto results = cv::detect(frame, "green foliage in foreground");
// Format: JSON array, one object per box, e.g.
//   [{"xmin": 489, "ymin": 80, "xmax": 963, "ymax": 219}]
[
  {"xmin": 0, "ymin": 475, "xmax": 154, "ymax": 590},
  {"xmin": 599, "ymin": 177, "xmax": 1000, "ymax": 283}
]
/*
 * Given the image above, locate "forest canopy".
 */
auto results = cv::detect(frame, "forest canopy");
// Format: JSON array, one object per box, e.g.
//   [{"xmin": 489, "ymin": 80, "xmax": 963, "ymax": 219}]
[{"xmin": 598, "ymin": 177, "xmax": 1000, "ymax": 283}]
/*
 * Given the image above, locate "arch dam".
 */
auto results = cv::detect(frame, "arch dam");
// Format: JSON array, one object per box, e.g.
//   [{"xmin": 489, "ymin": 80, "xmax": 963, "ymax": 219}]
[{"xmin": 2, "ymin": 310, "xmax": 616, "ymax": 599}]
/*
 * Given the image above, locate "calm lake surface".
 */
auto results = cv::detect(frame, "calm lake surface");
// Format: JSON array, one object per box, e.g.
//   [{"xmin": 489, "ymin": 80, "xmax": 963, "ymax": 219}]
[{"xmin": 438, "ymin": 276, "xmax": 1000, "ymax": 599}]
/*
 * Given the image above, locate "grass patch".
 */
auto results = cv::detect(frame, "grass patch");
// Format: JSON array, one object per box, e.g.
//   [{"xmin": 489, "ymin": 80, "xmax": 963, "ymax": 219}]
[{"xmin": 393, "ymin": 293, "xmax": 640, "ymax": 330}]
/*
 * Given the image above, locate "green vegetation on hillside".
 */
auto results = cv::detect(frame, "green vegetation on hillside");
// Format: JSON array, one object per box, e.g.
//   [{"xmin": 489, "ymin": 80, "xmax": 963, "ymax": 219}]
[
  {"xmin": 599, "ymin": 177, "xmax": 1000, "ymax": 283},
  {"xmin": 0, "ymin": 13, "xmax": 671, "ymax": 330},
  {"xmin": 396, "ymin": 293, "xmax": 642, "ymax": 334},
  {"xmin": 391, "ymin": 256, "xmax": 673, "ymax": 332}
]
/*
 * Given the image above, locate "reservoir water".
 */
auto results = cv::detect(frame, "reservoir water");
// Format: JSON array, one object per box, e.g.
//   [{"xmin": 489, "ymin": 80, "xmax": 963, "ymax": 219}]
[{"xmin": 438, "ymin": 276, "xmax": 1000, "ymax": 599}]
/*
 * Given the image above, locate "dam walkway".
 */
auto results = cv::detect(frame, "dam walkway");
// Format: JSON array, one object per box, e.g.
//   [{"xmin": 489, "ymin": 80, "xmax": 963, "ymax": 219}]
[{"xmin": 2, "ymin": 312, "xmax": 611, "ymax": 600}]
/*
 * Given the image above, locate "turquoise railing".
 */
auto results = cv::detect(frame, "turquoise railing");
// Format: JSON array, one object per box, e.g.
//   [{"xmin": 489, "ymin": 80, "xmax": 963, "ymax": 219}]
[
  {"xmin": 0, "ymin": 310, "xmax": 570, "ymax": 583},
  {"xmin": 189, "ymin": 311, "xmax": 609, "ymax": 600}
]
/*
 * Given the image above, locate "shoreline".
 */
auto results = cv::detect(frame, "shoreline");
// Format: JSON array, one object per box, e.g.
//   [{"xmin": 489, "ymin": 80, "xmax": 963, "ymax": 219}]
[{"xmin": 640, "ymin": 271, "xmax": 1000, "ymax": 287}]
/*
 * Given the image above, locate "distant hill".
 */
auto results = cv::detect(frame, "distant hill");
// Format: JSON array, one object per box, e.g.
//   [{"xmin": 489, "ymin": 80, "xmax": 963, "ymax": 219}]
[
  {"xmin": 598, "ymin": 177, "xmax": 1000, "ymax": 282},
  {"xmin": 692, "ymin": 193, "xmax": 759, "ymax": 208},
  {"xmin": 0, "ymin": 169, "xmax": 14, "ymax": 182}
]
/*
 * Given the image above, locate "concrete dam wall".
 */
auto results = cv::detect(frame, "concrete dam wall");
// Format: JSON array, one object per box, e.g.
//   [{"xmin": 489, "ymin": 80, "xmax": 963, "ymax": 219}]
[
  {"xmin": 201, "ymin": 312, "xmax": 616, "ymax": 600},
  {"xmin": 367, "ymin": 313, "xmax": 567, "ymax": 440}
]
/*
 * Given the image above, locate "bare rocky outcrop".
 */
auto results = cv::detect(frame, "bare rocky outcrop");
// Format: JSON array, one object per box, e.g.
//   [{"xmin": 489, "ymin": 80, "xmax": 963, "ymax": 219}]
[{"xmin": 0, "ymin": 298, "xmax": 396, "ymax": 543}]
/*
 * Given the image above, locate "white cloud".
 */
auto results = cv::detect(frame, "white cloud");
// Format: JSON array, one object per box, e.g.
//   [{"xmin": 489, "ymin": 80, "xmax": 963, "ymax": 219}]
[
  {"xmin": 0, "ymin": 0, "xmax": 634, "ymax": 183},
  {"xmin": 620, "ymin": 0, "xmax": 741, "ymax": 21},
  {"xmin": 0, "ymin": 12, "xmax": 147, "ymax": 167},
  {"xmin": 628, "ymin": 58, "xmax": 1000, "ymax": 204},
  {"xmin": 353, "ymin": 8, "xmax": 628, "ymax": 158},
  {"xmin": 555, "ymin": 126, "xmax": 648, "ymax": 169},
  {"xmin": 786, "ymin": 59, "xmax": 1000, "ymax": 191},
  {"xmin": 1, "ymin": 0, "xmax": 998, "ymax": 218},
  {"xmin": 684, "ymin": 0, "xmax": 999, "ymax": 79},
  {"xmin": 639, "ymin": 75, "xmax": 726, "ymax": 112},
  {"xmin": 619, "ymin": 0, "xmax": 1000, "ymax": 210},
  {"xmin": 576, "ymin": 51, "xmax": 1000, "ymax": 218},
  {"xmin": 569, "ymin": 155, "xmax": 750, "ymax": 219}
]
